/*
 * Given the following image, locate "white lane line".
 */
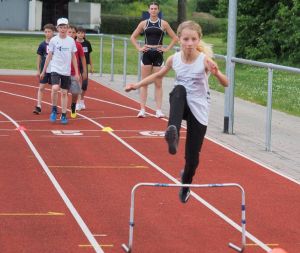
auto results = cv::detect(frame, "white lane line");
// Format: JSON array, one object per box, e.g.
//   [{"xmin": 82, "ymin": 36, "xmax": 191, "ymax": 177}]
[
  {"xmin": 89, "ymin": 81, "xmax": 300, "ymax": 187},
  {"xmin": 1, "ymin": 82, "xmax": 276, "ymax": 252},
  {"xmin": 0, "ymin": 111, "xmax": 104, "ymax": 253},
  {"xmin": 76, "ymin": 111, "xmax": 272, "ymax": 252}
]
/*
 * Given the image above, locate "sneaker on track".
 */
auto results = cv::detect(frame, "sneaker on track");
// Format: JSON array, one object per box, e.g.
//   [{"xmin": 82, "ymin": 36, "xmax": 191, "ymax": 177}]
[
  {"xmin": 179, "ymin": 169, "xmax": 190, "ymax": 203},
  {"xmin": 165, "ymin": 125, "xmax": 178, "ymax": 155},
  {"xmin": 80, "ymin": 100, "xmax": 86, "ymax": 110},
  {"xmin": 76, "ymin": 103, "xmax": 81, "ymax": 111},
  {"xmin": 71, "ymin": 104, "xmax": 77, "ymax": 119},
  {"xmin": 137, "ymin": 109, "xmax": 146, "ymax": 118},
  {"xmin": 50, "ymin": 109, "xmax": 57, "ymax": 122},
  {"xmin": 33, "ymin": 106, "xmax": 41, "ymax": 115},
  {"xmin": 60, "ymin": 114, "xmax": 68, "ymax": 124},
  {"xmin": 155, "ymin": 110, "xmax": 165, "ymax": 118},
  {"xmin": 179, "ymin": 187, "xmax": 191, "ymax": 203}
]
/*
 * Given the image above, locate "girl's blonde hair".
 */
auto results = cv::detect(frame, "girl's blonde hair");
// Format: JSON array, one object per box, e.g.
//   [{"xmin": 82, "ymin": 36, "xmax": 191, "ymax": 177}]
[{"xmin": 177, "ymin": 20, "xmax": 213, "ymax": 58}]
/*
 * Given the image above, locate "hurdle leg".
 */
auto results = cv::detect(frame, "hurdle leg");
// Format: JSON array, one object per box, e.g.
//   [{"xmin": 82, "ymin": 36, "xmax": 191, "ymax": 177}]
[
  {"xmin": 229, "ymin": 187, "xmax": 246, "ymax": 252},
  {"xmin": 122, "ymin": 185, "xmax": 138, "ymax": 252},
  {"xmin": 122, "ymin": 182, "xmax": 246, "ymax": 252}
]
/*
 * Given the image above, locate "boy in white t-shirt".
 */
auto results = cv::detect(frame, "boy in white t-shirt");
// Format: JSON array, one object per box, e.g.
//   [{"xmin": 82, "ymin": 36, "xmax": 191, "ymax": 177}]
[{"xmin": 40, "ymin": 18, "xmax": 80, "ymax": 124}]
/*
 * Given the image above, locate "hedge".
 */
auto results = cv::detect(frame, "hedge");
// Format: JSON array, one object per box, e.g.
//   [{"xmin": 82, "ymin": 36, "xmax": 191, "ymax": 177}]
[{"xmin": 100, "ymin": 14, "xmax": 226, "ymax": 35}]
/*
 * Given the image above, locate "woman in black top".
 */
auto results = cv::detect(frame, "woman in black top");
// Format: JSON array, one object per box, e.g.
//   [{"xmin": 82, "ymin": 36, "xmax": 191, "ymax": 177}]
[{"xmin": 131, "ymin": 2, "xmax": 178, "ymax": 118}]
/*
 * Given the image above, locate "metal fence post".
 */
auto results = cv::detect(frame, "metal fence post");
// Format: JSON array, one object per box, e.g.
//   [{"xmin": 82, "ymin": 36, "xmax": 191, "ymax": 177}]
[
  {"xmin": 99, "ymin": 34, "xmax": 103, "ymax": 77},
  {"xmin": 123, "ymin": 39, "xmax": 128, "ymax": 86},
  {"xmin": 110, "ymin": 35, "xmax": 115, "ymax": 81},
  {"xmin": 266, "ymin": 67, "xmax": 273, "ymax": 151},
  {"xmin": 224, "ymin": 0, "xmax": 237, "ymax": 134}
]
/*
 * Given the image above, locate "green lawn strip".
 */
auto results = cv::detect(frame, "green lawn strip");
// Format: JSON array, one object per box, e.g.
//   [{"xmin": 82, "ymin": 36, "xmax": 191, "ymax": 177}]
[{"xmin": 0, "ymin": 34, "xmax": 299, "ymax": 116}]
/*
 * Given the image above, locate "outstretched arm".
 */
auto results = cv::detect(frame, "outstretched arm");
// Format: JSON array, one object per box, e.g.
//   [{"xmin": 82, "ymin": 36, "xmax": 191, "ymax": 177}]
[{"xmin": 205, "ymin": 57, "xmax": 229, "ymax": 87}]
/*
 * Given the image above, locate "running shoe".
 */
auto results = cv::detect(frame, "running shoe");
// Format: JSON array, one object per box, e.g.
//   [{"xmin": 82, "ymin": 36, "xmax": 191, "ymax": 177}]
[
  {"xmin": 76, "ymin": 103, "xmax": 82, "ymax": 111},
  {"xmin": 33, "ymin": 106, "xmax": 41, "ymax": 115},
  {"xmin": 71, "ymin": 103, "xmax": 77, "ymax": 119},
  {"xmin": 165, "ymin": 125, "xmax": 178, "ymax": 155},
  {"xmin": 179, "ymin": 186, "xmax": 191, "ymax": 203},
  {"xmin": 137, "ymin": 109, "xmax": 146, "ymax": 118},
  {"xmin": 179, "ymin": 170, "xmax": 190, "ymax": 203},
  {"xmin": 50, "ymin": 108, "xmax": 57, "ymax": 122},
  {"xmin": 60, "ymin": 114, "xmax": 68, "ymax": 124},
  {"xmin": 80, "ymin": 100, "xmax": 86, "ymax": 110},
  {"xmin": 155, "ymin": 109, "xmax": 165, "ymax": 118}
]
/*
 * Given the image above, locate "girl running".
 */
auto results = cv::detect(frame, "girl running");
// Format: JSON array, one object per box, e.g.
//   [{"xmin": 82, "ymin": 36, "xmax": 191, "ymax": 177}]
[{"xmin": 125, "ymin": 20, "xmax": 228, "ymax": 203}]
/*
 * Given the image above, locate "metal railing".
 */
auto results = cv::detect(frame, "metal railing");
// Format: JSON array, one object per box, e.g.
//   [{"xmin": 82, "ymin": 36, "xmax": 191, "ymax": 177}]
[
  {"xmin": 97, "ymin": 33, "xmax": 300, "ymax": 151},
  {"xmin": 1, "ymin": 31, "xmax": 299, "ymax": 151}
]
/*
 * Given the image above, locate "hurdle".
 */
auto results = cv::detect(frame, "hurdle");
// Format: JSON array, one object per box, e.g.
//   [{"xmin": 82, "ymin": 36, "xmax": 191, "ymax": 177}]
[{"xmin": 122, "ymin": 182, "xmax": 246, "ymax": 253}]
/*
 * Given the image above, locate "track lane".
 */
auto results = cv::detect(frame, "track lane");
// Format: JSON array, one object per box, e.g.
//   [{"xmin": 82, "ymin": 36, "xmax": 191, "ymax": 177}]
[
  {"xmin": 0, "ymin": 76, "xmax": 299, "ymax": 253},
  {"xmin": 0, "ymin": 112, "xmax": 102, "ymax": 253}
]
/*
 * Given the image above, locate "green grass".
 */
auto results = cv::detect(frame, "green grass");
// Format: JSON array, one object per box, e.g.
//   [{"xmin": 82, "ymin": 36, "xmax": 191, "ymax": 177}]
[{"xmin": 0, "ymin": 33, "xmax": 299, "ymax": 116}]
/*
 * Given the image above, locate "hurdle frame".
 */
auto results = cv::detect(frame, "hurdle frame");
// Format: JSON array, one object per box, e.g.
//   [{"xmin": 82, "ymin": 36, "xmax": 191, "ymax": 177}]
[{"xmin": 122, "ymin": 182, "xmax": 246, "ymax": 253}]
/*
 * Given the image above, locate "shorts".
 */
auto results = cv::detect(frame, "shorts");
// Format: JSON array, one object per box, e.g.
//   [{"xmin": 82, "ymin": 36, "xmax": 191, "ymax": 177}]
[
  {"xmin": 40, "ymin": 73, "xmax": 52, "ymax": 84},
  {"xmin": 51, "ymin": 72, "xmax": 71, "ymax": 90},
  {"xmin": 142, "ymin": 49, "xmax": 164, "ymax": 67},
  {"xmin": 69, "ymin": 76, "xmax": 82, "ymax": 95}
]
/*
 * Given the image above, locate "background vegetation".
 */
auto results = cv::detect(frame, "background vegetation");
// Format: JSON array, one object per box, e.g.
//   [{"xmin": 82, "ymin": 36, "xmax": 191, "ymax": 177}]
[{"xmin": 0, "ymin": 0, "xmax": 299, "ymax": 116}]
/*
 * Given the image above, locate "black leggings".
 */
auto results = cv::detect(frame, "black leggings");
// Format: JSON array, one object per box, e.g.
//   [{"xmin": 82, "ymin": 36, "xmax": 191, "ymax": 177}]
[{"xmin": 168, "ymin": 85, "xmax": 207, "ymax": 184}]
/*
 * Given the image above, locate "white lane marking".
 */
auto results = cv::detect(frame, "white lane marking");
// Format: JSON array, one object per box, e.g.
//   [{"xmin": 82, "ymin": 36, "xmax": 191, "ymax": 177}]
[
  {"xmin": 0, "ymin": 81, "xmax": 285, "ymax": 252},
  {"xmin": 71, "ymin": 108, "xmax": 272, "ymax": 252},
  {"xmin": 0, "ymin": 111, "xmax": 104, "ymax": 253}
]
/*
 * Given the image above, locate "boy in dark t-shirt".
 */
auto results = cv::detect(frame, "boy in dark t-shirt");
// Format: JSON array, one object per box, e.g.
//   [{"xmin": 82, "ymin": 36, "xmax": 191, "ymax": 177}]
[
  {"xmin": 33, "ymin": 23, "xmax": 55, "ymax": 114},
  {"xmin": 76, "ymin": 27, "xmax": 93, "ymax": 110}
]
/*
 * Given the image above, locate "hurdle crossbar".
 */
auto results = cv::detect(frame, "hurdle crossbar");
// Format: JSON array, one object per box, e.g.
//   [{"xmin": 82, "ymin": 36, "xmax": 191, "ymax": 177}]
[{"xmin": 122, "ymin": 182, "xmax": 246, "ymax": 253}]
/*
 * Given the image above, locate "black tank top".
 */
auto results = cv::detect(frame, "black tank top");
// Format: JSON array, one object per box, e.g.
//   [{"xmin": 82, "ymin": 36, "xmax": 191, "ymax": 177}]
[{"xmin": 144, "ymin": 18, "xmax": 164, "ymax": 46}]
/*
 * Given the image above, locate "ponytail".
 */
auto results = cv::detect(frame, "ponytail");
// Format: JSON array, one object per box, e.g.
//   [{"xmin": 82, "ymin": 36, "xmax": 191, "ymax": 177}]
[{"xmin": 196, "ymin": 40, "xmax": 213, "ymax": 58}]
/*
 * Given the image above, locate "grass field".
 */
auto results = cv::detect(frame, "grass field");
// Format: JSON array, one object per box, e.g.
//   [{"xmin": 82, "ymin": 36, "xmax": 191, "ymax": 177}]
[{"xmin": 0, "ymin": 33, "xmax": 299, "ymax": 116}]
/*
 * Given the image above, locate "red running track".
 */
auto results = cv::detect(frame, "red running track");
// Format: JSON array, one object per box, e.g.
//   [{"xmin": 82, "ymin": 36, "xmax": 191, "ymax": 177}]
[{"xmin": 0, "ymin": 75, "xmax": 299, "ymax": 253}]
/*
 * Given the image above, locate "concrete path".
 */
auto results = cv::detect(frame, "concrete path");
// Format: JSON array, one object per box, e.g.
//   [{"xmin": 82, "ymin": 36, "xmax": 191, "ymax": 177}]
[{"xmin": 89, "ymin": 73, "xmax": 300, "ymax": 184}]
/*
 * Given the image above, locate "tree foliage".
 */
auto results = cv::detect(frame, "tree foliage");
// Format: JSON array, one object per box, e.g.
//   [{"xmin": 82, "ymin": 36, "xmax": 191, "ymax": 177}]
[{"xmin": 215, "ymin": 0, "xmax": 300, "ymax": 63}]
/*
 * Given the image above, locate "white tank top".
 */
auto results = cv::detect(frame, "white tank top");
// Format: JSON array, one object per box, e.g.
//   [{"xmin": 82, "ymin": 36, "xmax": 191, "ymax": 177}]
[{"xmin": 172, "ymin": 51, "xmax": 211, "ymax": 125}]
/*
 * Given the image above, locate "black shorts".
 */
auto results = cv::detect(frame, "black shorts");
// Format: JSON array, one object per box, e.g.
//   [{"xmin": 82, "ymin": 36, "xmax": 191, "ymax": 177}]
[
  {"xmin": 142, "ymin": 49, "xmax": 164, "ymax": 67},
  {"xmin": 51, "ymin": 72, "xmax": 71, "ymax": 90},
  {"xmin": 40, "ymin": 73, "xmax": 52, "ymax": 84}
]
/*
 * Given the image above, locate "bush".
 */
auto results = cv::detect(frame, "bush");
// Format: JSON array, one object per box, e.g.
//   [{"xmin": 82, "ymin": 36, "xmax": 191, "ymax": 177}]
[
  {"xmin": 100, "ymin": 14, "xmax": 141, "ymax": 34},
  {"xmin": 191, "ymin": 17, "xmax": 227, "ymax": 34},
  {"xmin": 196, "ymin": 0, "xmax": 219, "ymax": 13},
  {"xmin": 100, "ymin": 14, "xmax": 226, "ymax": 36}
]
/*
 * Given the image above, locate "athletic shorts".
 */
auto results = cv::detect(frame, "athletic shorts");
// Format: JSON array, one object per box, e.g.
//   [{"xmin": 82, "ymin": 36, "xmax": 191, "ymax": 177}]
[
  {"xmin": 142, "ymin": 48, "xmax": 164, "ymax": 67},
  {"xmin": 51, "ymin": 72, "xmax": 71, "ymax": 90},
  {"xmin": 69, "ymin": 76, "xmax": 82, "ymax": 95},
  {"xmin": 40, "ymin": 73, "xmax": 52, "ymax": 84}
]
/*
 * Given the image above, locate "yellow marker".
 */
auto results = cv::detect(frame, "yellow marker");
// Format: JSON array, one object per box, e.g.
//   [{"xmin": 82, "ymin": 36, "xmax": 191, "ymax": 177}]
[
  {"xmin": 0, "ymin": 211, "xmax": 65, "ymax": 216},
  {"xmin": 102, "ymin": 127, "xmax": 113, "ymax": 132},
  {"xmin": 246, "ymin": 243, "xmax": 279, "ymax": 247}
]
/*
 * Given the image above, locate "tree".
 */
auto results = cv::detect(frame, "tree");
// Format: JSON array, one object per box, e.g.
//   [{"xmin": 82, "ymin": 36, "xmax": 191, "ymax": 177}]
[
  {"xmin": 215, "ymin": 0, "xmax": 300, "ymax": 63},
  {"xmin": 177, "ymin": 0, "xmax": 187, "ymax": 24}
]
